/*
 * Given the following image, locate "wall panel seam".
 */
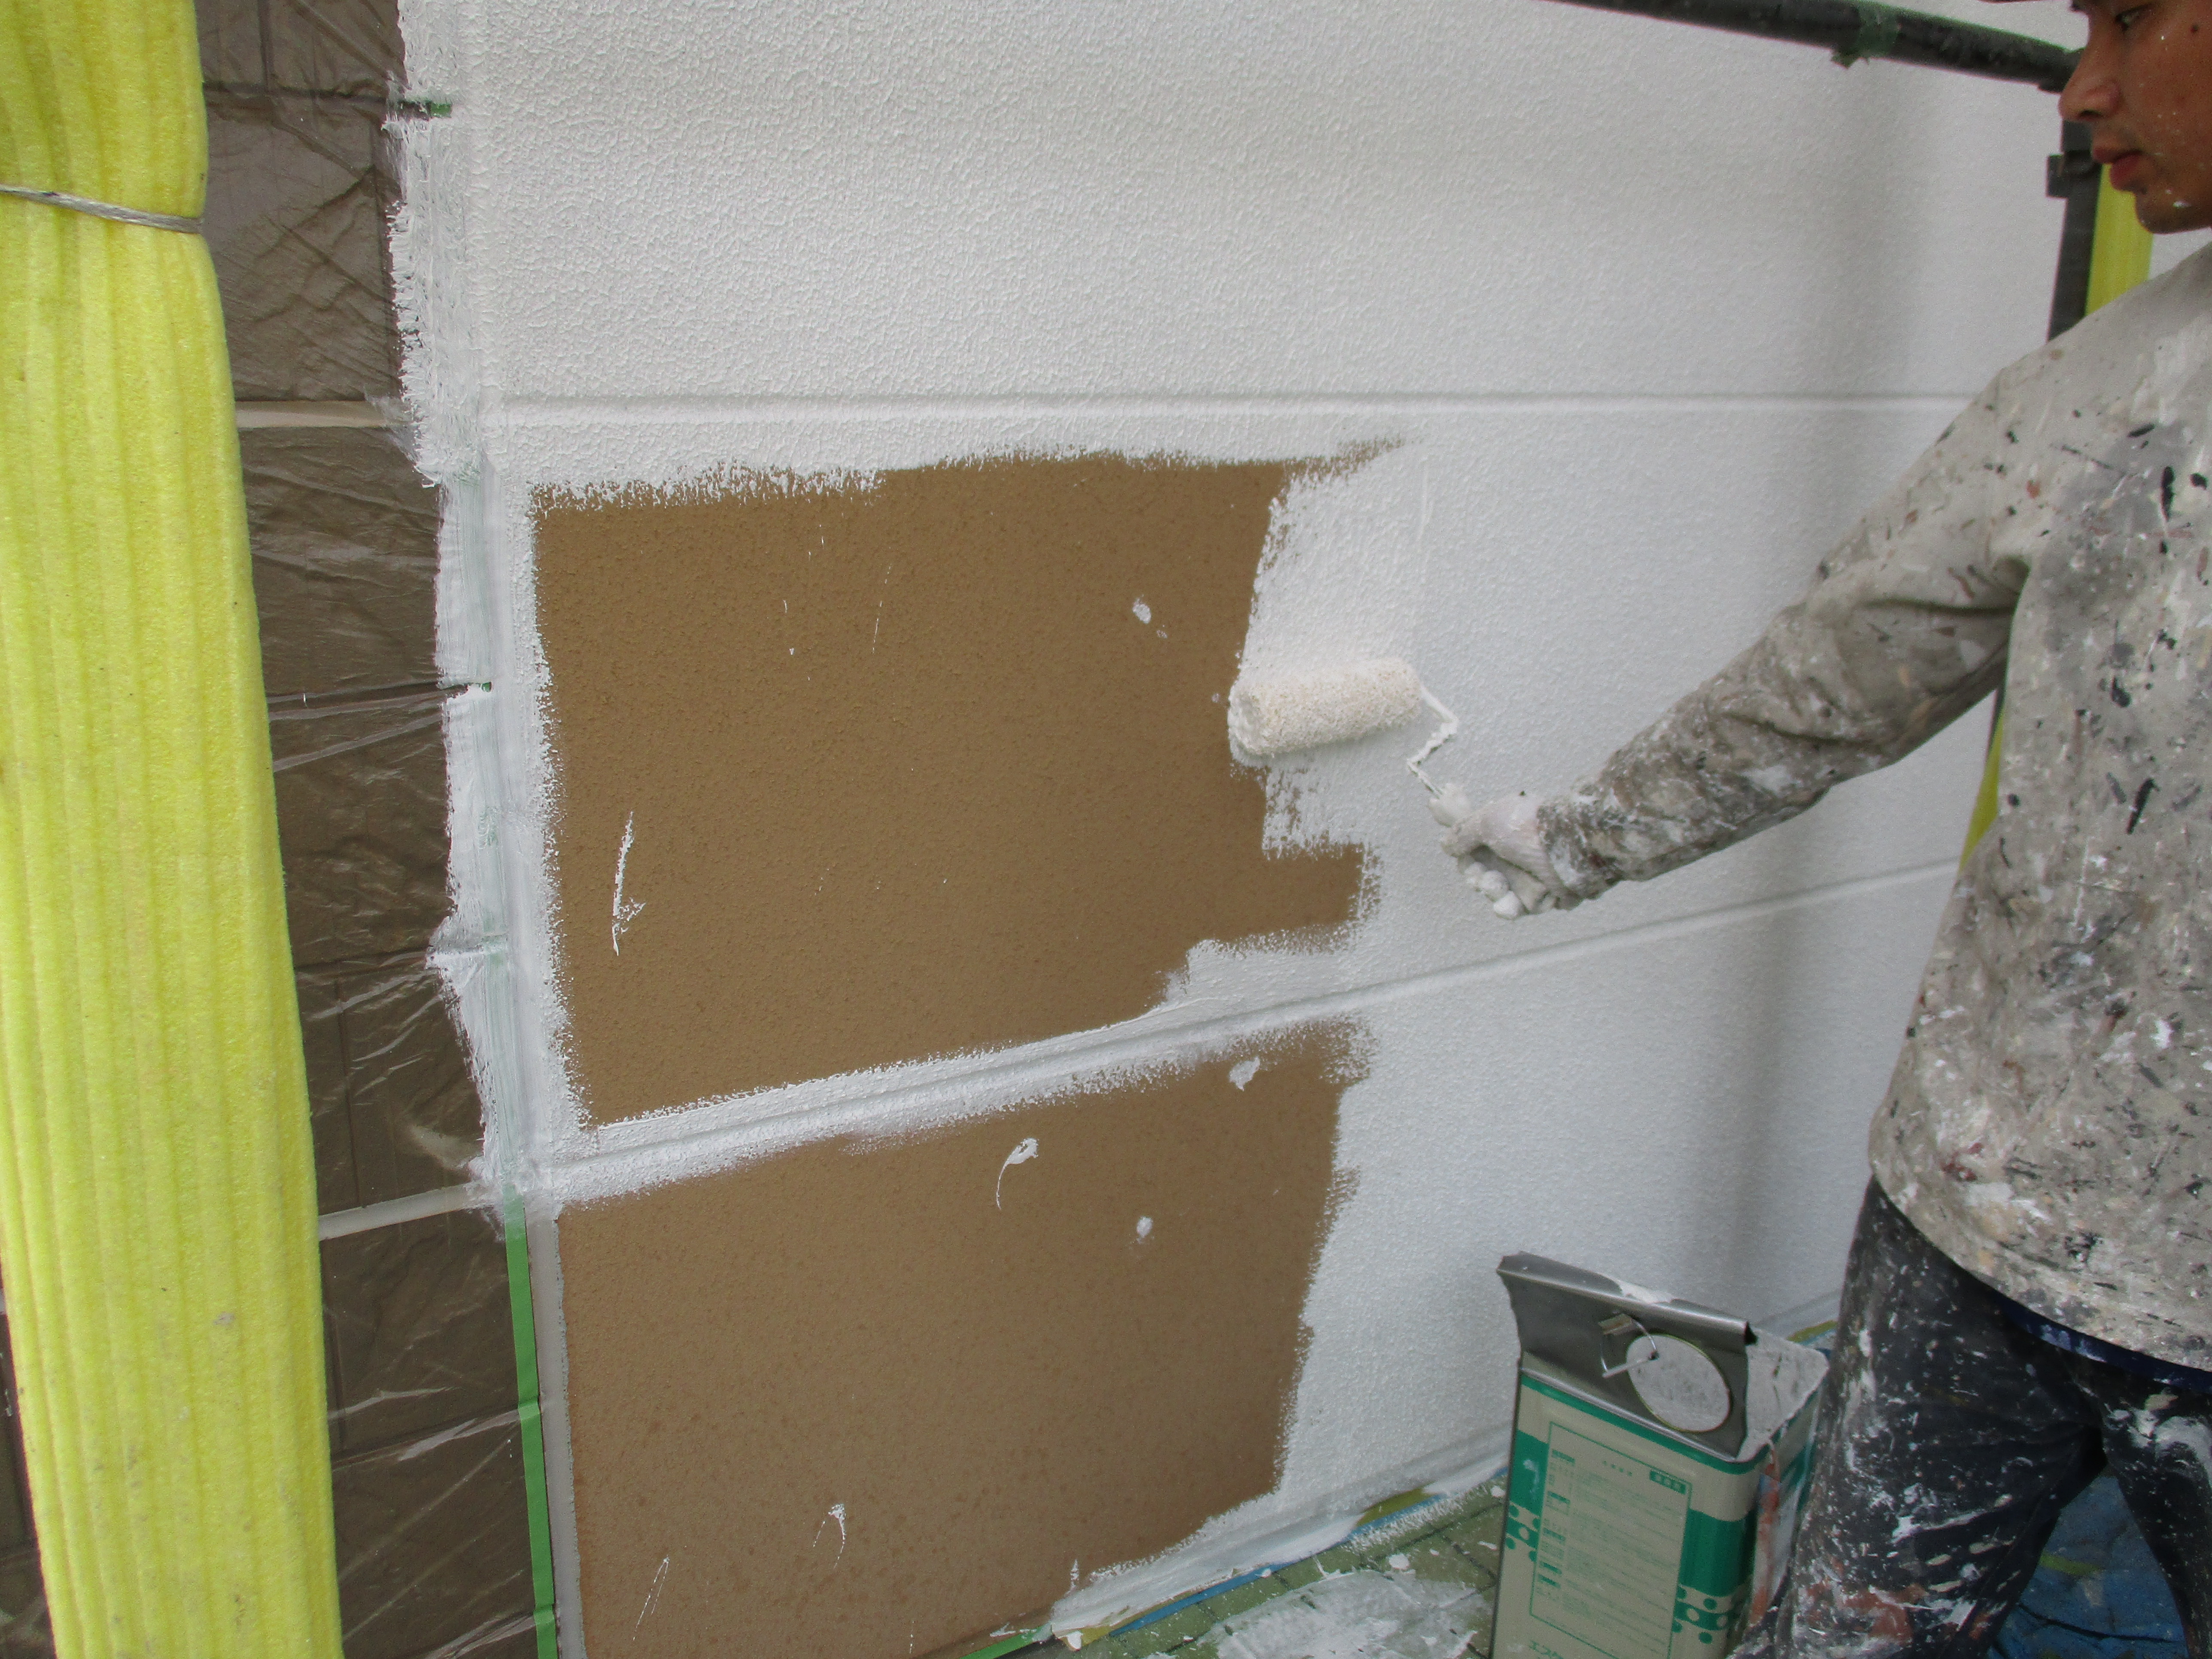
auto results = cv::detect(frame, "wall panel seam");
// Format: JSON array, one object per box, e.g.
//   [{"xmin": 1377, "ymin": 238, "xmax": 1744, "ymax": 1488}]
[
  {"xmin": 538, "ymin": 857, "xmax": 1959, "ymax": 1200},
  {"xmin": 489, "ymin": 392, "xmax": 1982, "ymax": 425}
]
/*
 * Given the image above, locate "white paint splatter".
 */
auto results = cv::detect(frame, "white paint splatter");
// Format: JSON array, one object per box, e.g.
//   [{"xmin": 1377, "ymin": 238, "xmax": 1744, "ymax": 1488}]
[
  {"xmin": 1208, "ymin": 1568, "xmax": 1488, "ymax": 1659},
  {"xmin": 611, "ymin": 811, "xmax": 646, "ymax": 954},
  {"xmin": 1387, "ymin": 1553, "xmax": 1410, "ymax": 1571},
  {"xmin": 1135, "ymin": 1215, "xmax": 1153, "ymax": 1240},
  {"xmin": 632, "ymin": 1554, "xmax": 671, "ymax": 1640},
  {"xmin": 874, "ymin": 561, "xmax": 894, "ymax": 649},
  {"xmin": 1131, "ymin": 598, "xmax": 1152, "ymax": 623},
  {"xmin": 1070, "ymin": 1558, "xmax": 1082, "ymax": 1591},
  {"xmin": 813, "ymin": 1502, "xmax": 848, "ymax": 1565},
  {"xmin": 1743, "ymin": 764, "xmax": 1797, "ymax": 796},
  {"xmin": 1229, "ymin": 1058, "xmax": 1262, "ymax": 1090},
  {"xmin": 2153, "ymin": 1412, "xmax": 2212, "ymax": 1481},
  {"xmin": 996, "ymin": 1137, "xmax": 1039, "ymax": 1209}
]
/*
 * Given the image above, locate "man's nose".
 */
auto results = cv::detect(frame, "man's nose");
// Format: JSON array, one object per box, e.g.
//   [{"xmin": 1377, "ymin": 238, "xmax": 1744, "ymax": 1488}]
[{"xmin": 2061, "ymin": 33, "xmax": 2121, "ymax": 122}]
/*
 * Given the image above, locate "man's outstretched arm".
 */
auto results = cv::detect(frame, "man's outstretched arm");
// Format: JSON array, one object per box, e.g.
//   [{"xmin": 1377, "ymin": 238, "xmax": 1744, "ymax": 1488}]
[{"xmin": 1448, "ymin": 380, "xmax": 2030, "ymax": 909}]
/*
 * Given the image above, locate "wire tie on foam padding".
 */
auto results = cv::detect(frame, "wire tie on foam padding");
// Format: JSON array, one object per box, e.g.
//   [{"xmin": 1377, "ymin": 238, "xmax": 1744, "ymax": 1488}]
[{"xmin": 0, "ymin": 182, "xmax": 202, "ymax": 234}]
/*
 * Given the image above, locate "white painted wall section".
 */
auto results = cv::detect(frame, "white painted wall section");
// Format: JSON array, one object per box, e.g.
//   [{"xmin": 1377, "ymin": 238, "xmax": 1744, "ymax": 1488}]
[{"xmin": 397, "ymin": 0, "xmax": 2121, "ymax": 1635}]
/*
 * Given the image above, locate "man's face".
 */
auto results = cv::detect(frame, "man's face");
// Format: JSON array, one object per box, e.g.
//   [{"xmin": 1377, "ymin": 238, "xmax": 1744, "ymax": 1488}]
[{"xmin": 2063, "ymin": 0, "xmax": 2212, "ymax": 231}]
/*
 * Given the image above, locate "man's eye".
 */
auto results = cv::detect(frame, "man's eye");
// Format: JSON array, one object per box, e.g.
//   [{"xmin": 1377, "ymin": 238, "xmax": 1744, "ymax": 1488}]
[{"xmin": 2115, "ymin": 3, "xmax": 2151, "ymax": 29}]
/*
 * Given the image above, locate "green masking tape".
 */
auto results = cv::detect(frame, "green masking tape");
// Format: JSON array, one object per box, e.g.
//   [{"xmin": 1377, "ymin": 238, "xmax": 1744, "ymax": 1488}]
[{"xmin": 505, "ymin": 1191, "xmax": 561, "ymax": 1659}]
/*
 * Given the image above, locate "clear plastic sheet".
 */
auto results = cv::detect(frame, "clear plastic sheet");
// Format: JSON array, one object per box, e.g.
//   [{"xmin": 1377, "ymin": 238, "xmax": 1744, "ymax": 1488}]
[
  {"xmin": 269, "ymin": 687, "xmax": 453, "ymax": 968},
  {"xmin": 245, "ymin": 427, "xmax": 440, "ymax": 701},
  {"xmin": 198, "ymin": 0, "xmax": 403, "ymax": 101},
  {"xmin": 322, "ymin": 1214, "xmax": 538, "ymax": 1659},
  {"xmin": 204, "ymin": 88, "xmax": 399, "ymax": 401},
  {"xmin": 0, "ymin": 1322, "xmax": 49, "ymax": 1655},
  {"xmin": 300, "ymin": 957, "xmax": 483, "ymax": 1212},
  {"xmin": 241, "ymin": 425, "xmax": 477, "ymax": 1212}
]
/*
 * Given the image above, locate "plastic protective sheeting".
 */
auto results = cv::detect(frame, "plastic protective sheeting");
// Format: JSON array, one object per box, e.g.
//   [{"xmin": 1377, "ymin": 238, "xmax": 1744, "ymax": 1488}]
[
  {"xmin": 299, "ymin": 959, "xmax": 481, "ymax": 1213},
  {"xmin": 237, "ymin": 425, "xmax": 477, "ymax": 1211},
  {"xmin": 205, "ymin": 88, "xmax": 399, "ymax": 401},
  {"xmin": 246, "ymin": 426, "xmax": 440, "ymax": 699},
  {"xmin": 271, "ymin": 690, "xmax": 454, "ymax": 967},
  {"xmin": 197, "ymin": 0, "xmax": 404, "ymax": 100},
  {"xmin": 333, "ymin": 1413, "xmax": 541, "ymax": 1659},
  {"xmin": 322, "ymin": 1212, "xmax": 540, "ymax": 1659},
  {"xmin": 0, "ymin": 1319, "xmax": 47, "ymax": 1655},
  {"xmin": 184, "ymin": 0, "xmax": 541, "ymax": 1651}
]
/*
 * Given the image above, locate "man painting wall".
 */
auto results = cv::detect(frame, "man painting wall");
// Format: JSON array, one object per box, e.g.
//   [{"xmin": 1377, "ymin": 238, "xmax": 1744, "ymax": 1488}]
[{"xmin": 1442, "ymin": 1, "xmax": 2212, "ymax": 1650}]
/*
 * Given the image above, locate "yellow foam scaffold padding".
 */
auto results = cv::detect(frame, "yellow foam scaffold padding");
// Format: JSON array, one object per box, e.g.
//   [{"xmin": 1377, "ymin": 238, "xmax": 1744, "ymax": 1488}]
[
  {"xmin": 0, "ymin": 3, "xmax": 343, "ymax": 1655},
  {"xmin": 2086, "ymin": 166, "xmax": 2157, "ymax": 318}
]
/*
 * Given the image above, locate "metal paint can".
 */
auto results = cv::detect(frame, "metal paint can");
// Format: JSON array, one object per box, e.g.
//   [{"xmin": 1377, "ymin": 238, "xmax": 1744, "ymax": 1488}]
[{"xmin": 1489, "ymin": 1255, "xmax": 1829, "ymax": 1659}]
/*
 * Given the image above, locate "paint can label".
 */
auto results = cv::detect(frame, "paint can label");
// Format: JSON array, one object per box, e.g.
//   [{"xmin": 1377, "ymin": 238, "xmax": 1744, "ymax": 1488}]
[{"xmin": 1492, "ymin": 1366, "xmax": 1821, "ymax": 1659}]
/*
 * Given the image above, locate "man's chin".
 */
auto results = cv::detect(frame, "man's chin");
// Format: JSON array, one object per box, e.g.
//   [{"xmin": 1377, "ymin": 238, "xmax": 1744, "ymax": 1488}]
[{"xmin": 2130, "ymin": 188, "xmax": 2212, "ymax": 234}]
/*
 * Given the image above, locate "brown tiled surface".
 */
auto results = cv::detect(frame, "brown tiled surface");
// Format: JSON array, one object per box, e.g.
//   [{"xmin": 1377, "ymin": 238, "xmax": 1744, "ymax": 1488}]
[{"xmin": 244, "ymin": 426, "xmax": 440, "ymax": 701}]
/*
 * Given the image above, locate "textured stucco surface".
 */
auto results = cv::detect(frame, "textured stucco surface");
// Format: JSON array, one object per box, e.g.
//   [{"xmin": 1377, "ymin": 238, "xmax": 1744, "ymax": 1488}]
[{"xmin": 393, "ymin": 0, "xmax": 2188, "ymax": 1648}]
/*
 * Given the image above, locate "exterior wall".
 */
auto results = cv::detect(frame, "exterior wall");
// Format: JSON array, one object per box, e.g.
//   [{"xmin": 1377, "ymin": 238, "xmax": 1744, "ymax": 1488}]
[{"xmin": 392, "ymin": 2, "xmax": 2164, "ymax": 1653}]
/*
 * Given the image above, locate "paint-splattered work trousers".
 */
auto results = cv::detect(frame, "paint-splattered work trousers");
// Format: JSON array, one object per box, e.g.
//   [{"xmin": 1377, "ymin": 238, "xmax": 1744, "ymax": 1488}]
[{"xmin": 1741, "ymin": 1185, "xmax": 2212, "ymax": 1659}]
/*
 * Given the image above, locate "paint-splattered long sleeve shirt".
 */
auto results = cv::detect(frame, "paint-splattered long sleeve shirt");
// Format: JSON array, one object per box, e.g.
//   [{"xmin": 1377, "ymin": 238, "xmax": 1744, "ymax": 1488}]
[{"xmin": 1537, "ymin": 247, "xmax": 2212, "ymax": 1367}]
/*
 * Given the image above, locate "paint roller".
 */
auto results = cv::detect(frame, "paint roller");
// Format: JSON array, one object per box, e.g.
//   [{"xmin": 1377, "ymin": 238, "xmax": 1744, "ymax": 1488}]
[
  {"xmin": 1226, "ymin": 657, "xmax": 1462, "ymax": 802},
  {"xmin": 1227, "ymin": 658, "xmax": 1565, "ymax": 918}
]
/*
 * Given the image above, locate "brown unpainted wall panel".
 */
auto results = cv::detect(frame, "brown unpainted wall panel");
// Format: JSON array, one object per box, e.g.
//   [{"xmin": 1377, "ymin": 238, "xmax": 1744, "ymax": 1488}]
[
  {"xmin": 557, "ymin": 1025, "xmax": 1361, "ymax": 1659},
  {"xmin": 534, "ymin": 457, "xmax": 1364, "ymax": 1121}
]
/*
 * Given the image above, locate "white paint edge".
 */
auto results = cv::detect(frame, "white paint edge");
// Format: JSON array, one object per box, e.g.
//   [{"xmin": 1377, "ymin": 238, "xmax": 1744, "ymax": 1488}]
[
  {"xmin": 1049, "ymin": 1432, "xmax": 1510, "ymax": 1638},
  {"xmin": 388, "ymin": 103, "xmax": 482, "ymax": 488},
  {"xmin": 435, "ymin": 472, "xmax": 498, "ymax": 688},
  {"xmin": 550, "ymin": 1028, "xmax": 1364, "ymax": 1215},
  {"xmin": 494, "ymin": 392, "xmax": 1980, "ymax": 424},
  {"xmin": 532, "ymin": 859, "xmax": 1955, "ymax": 1212}
]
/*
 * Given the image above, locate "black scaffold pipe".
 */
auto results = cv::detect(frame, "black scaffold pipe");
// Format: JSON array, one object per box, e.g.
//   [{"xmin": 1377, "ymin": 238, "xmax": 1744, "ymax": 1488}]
[{"xmin": 1545, "ymin": 0, "xmax": 2078, "ymax": 90}]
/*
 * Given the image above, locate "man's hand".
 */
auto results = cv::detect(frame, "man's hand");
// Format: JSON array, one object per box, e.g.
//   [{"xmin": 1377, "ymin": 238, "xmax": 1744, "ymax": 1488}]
[{"xmin": 1431, "ymin": 789, "xmax": 1575, "ymax": 920}]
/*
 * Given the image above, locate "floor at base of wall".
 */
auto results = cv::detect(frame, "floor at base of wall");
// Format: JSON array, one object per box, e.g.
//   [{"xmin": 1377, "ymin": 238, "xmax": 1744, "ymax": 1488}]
[
  {"xmin": 993, "ymin": 1466, "xmax": 2184, "ymax": 1659},
  {"xmin": 1994, "ymin": 1473, "xmax": 2189, "ymax": 1659},
  {"xmin": 1018, "ymin": 1484, "xmax": 1507, "ymax": 1659}
]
